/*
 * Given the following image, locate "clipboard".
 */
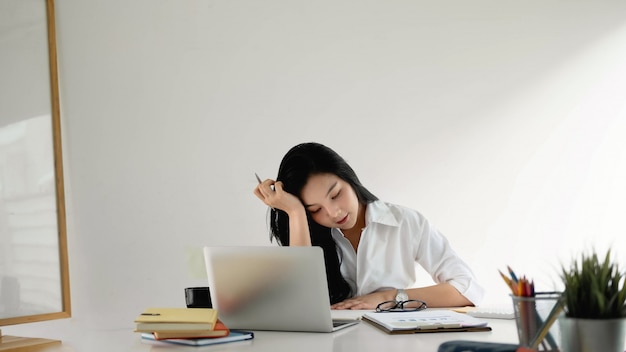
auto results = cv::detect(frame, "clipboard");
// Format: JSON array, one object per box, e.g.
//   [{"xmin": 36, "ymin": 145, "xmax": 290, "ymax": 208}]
[{"xmin": 362, "ymin": 310, "xmax": 492, "ymax": 335}]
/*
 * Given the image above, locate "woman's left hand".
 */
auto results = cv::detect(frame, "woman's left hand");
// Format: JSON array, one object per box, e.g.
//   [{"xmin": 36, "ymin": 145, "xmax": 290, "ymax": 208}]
[{"xmin": 330, "ymin": 290, "xmax": 395, "ymax": 310}]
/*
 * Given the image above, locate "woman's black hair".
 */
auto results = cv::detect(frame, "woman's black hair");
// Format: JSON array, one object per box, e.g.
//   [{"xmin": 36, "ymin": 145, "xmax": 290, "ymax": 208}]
[{"xmin": 268, "ymin": 142, "xmax": 378, "ymax": 304}]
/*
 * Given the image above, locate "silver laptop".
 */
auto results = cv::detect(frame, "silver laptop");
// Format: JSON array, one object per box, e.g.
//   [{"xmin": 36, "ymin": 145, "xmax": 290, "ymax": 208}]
[{"xmin": 203, "ymin": 246, "xmax": 360, "ymax": 332}]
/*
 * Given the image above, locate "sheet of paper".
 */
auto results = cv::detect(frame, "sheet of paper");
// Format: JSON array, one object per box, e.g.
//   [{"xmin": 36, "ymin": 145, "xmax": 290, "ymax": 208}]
[{"xmin": 185, "ymin": 246, "xmax": 207, "ymax": 279}]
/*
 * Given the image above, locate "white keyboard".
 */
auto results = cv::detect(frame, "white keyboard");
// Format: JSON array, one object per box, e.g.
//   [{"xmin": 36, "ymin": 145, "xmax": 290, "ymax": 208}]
[{"xmin": 457, "ymin": 306, "xmax": 515, "ymax": 319}]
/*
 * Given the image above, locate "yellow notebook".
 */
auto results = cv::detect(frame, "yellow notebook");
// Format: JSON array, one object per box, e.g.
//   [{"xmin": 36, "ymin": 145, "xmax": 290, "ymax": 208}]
[{"xmin": 134, "ymin": 307, "xmax": 218, "ymax": 332}]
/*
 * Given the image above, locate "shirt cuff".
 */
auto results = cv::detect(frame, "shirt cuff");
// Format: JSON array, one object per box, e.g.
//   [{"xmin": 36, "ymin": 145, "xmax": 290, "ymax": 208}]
[{"xmin": 448, "ymin": 278, "xmax": 485, "ymax": 306}]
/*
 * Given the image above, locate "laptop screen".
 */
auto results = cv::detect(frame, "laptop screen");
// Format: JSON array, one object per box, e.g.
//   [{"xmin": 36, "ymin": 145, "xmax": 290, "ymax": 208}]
[{"xmin": 203, "ymin": 246, "xmax": 344, "ymax": 332}]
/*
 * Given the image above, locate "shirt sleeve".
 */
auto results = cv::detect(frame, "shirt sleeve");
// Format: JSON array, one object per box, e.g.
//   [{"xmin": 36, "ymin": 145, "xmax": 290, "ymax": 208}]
[{"xmin": 408, "ymin": 209, "xmax": 485, "ymax": 306}]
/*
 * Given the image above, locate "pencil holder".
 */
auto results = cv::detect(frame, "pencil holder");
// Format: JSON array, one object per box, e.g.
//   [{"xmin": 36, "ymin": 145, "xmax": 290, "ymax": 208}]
[{"xmin": 511, "ymin": 292, "xmax": 562, "ymax": 351}]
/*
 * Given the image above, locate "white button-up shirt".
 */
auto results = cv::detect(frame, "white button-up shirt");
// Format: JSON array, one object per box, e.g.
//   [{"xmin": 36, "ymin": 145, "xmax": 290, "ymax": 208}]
[{"xmin": 330, "ymin": 200, "xmax": 484, "ymax": 305}]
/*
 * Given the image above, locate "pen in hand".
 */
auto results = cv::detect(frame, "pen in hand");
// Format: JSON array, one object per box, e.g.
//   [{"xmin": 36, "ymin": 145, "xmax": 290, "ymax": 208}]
[
  {"xmin": 255, "ymin": 173, "xmax": 275, "ymax": 191},
  {"xmin": 255, "ymin": 173, "xmax": 276, "ymax": 210}
]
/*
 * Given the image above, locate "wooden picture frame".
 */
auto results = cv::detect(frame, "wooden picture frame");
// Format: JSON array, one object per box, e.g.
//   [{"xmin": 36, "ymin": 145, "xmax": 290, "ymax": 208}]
[{"xmin": 0, "ymin": 0, "xmax": 70, "ymax": 347}]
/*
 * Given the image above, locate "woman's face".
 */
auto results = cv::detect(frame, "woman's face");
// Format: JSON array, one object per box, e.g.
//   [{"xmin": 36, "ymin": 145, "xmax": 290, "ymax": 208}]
[{"xmin": 300, "ymin": 173, "xmax": 361, "ymax": 230}]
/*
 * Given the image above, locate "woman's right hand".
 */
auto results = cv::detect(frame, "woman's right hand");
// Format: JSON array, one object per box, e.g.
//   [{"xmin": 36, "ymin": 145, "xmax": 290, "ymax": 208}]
[
  {"xmin": 253, "ymin": 178, "xmax": 312, "ymax": 246},
  {"xmin": 253, "ymin": 178, "xmax": 303, "ymax": 216}
]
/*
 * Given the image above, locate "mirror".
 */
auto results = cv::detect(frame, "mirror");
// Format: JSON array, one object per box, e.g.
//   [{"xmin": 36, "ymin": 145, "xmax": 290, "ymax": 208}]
[{"xmin": 0, "ymin": 0, "xmax": 70, "ymax": 328}]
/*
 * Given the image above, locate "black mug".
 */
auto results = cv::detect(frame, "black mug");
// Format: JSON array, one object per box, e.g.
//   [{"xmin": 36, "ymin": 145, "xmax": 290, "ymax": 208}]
[{"xmin": 184, "ymin": 287, "xmax": 212, "ymax": 308}]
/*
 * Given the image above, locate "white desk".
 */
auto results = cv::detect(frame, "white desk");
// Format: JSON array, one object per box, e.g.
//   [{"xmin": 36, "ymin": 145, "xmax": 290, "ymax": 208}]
[{"xmin": 3, "ymin": 310, "xmax": 520, "ymax": 352}]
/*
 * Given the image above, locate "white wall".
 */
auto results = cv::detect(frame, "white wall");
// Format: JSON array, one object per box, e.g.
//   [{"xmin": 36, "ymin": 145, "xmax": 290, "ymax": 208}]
[{"xmin": 6, "ymin": 0, "xmax": 626, "ymax": 340}]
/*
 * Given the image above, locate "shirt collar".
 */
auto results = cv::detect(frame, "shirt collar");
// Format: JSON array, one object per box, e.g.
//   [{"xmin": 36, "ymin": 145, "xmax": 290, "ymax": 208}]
[{"xmin": 365, "ymin": 200, "xmax": 400, "ymax": 227}]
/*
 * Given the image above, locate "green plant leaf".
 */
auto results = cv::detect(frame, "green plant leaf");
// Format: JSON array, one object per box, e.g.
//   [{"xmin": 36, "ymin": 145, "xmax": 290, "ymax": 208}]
[{"xmin": 561, "ymin": 249, "xmax": 626, "ymax": 319}]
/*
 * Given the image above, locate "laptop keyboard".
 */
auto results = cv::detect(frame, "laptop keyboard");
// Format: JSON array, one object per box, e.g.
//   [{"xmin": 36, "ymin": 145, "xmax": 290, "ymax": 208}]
[{"xmin": 333, "ymin": 319, "xmax": 359, "ymax": 328}]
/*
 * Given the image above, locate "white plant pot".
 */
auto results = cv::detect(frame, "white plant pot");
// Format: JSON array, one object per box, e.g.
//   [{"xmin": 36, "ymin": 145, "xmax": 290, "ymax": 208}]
[{"xmin": 558, "ymin": 316, "xmax": 626, "ymax": 352}]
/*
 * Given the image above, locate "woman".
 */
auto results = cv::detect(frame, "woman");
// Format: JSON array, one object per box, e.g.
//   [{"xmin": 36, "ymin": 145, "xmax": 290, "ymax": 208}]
[{"xmin": 254, "ymin": 142, "xmax": 484, "ymax": 309}]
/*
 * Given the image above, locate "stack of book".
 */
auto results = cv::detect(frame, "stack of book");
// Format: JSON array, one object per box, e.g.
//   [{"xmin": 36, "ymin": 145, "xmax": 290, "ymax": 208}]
[{"xmin": 134, "ymin": 307, "xmax": 253, "ymax": 346}]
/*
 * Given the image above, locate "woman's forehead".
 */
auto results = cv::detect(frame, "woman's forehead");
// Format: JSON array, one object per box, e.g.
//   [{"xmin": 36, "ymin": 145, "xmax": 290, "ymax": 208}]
[{"xmin": 301, "ymin": 173, "xmax": 341, "ymax": 203}]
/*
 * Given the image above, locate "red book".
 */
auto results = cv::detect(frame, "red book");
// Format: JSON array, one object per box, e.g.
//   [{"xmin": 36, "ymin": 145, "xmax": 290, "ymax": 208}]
[{"xmin": 151, "ymin": 319, "xmax": 229, "ymax": 340}]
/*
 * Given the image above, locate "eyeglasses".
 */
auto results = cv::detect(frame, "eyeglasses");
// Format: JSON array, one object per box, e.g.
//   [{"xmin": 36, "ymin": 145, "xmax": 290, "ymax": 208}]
[{"xmin": 375, "ymin": 299, "xmax": 427, "ymax": 312}]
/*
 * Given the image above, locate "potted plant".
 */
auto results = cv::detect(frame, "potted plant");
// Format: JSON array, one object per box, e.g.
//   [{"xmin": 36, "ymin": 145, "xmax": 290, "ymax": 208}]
[{"xmin": 558, "ymin": 249, "xmax": 626, "ymax": 352}]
